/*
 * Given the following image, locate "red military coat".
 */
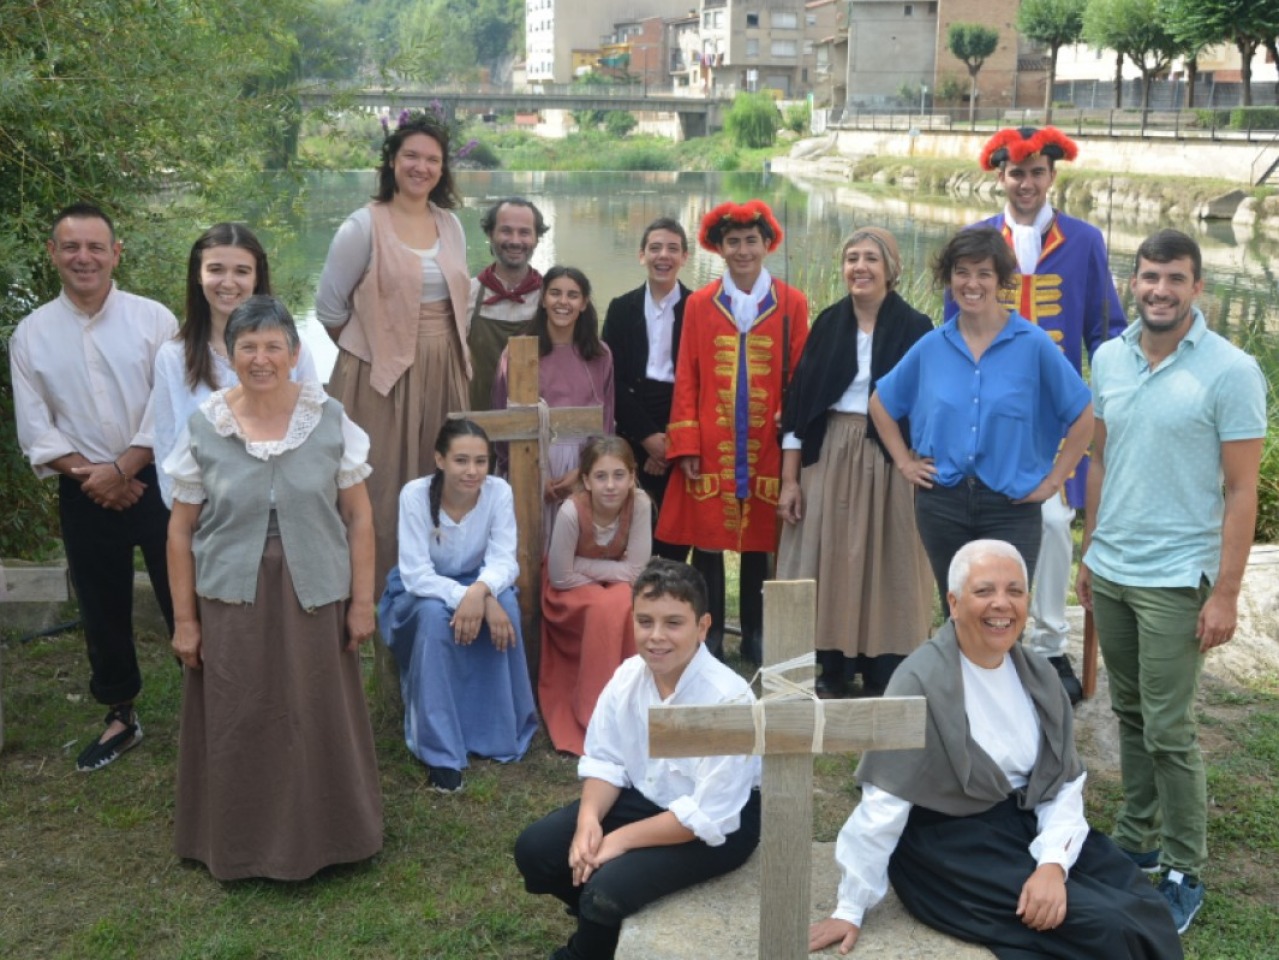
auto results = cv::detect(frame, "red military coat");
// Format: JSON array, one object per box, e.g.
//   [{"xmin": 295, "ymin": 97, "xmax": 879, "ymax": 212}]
[{"xmin": 656, "ymin": 277, "xmax": 809, "ymax": 553}]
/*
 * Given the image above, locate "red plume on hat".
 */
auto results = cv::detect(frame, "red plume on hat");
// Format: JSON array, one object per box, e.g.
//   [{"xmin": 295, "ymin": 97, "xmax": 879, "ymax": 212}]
[
  {"xmin": 698, "ymin": 199, "xmax": 784, "ymax": 253},
  {"xmin": 979, "ymin": 126, "xmax": 1079, "ymax": 171}
]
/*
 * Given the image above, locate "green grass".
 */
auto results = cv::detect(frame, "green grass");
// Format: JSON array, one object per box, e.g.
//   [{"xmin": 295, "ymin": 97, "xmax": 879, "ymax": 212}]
[{"xmin": 2, "ymin": 620, "xmax": 1275, "ymax": 958}]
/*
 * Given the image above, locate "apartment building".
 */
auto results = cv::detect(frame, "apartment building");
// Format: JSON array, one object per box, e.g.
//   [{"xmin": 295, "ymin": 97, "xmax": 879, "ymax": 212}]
[
  {"xmin": 685, "ymin": 0, "xmax": 836, "ymax": 98},
  {"xmin": 525, "ymin": 0, "xmax": 692, "ymax": 84}
]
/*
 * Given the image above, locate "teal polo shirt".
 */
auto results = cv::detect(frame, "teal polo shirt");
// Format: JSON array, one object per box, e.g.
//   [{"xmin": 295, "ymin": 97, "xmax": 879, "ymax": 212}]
[{"xmin": 1085, "ymin": 309, "xmax": 1268, "ymax": 588}]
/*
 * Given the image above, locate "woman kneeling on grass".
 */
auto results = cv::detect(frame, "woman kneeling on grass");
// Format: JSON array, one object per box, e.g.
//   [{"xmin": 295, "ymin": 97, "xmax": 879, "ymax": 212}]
[{"xmin": 379, "ymin": 418, "xmax": 538, "ymax": 794}]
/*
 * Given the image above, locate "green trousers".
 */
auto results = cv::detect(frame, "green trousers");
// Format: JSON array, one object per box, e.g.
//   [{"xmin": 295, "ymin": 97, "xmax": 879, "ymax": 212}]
[{"xmin": 1091, "ymin": 573, "xmax": 1209, "ymax": 878}]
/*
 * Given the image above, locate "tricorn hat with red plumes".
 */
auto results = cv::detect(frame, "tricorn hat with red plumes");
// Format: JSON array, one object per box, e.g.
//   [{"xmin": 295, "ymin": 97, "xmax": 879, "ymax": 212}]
[
  {"xmin": 698, "ymin": 199, "xmax": 784, "ymax": 253},
  {"xmin": 979, "ymin": 126, "xmax": 1079, "ymax": 171}
]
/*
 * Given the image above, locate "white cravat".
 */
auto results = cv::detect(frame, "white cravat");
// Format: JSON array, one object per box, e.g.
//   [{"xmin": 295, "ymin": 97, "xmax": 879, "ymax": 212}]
[
  {"xmin": 1006, "ymin": 203, "xmax": 1055, "ymax": 276},
  {"xmin": 721, "ymin": 268, "xmax": 772, "ymax": 333}
]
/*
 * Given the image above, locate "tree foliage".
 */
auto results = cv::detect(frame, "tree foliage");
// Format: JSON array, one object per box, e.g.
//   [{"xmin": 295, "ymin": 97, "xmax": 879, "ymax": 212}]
[
  {"xmin": 1162, "ymin": 0, "xmax": 1279, "ymax": 107},
  {"xmin": 1018, "ymin": 0, "xmax": 1087, "ymax": 120},
  {"xmin": 946, "ymin": 23, "xmax": 1000, "ymax": 123},
  {"xmin": 724, "ymin": 93, "xmax": 780, "ymax": 149},
  {"xmin": 351, "ymin": 0, "xmax": 524, "ymax": 83},
  {"xmin": 0, "ymin": 0, "xmax": 314, "ymax": 556},
  {"xmin": 1084, "ymin": 0, "xmax": 1184, "ymax": 109}
]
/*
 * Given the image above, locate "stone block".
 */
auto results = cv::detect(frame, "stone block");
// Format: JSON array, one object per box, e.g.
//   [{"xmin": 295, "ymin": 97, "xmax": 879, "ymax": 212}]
[{"xmin": 616, "ymin": 842, "xmax": 992, "ymax": 959}]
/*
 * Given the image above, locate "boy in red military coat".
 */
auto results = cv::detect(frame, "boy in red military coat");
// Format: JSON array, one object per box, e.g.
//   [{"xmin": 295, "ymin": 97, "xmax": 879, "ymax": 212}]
[{"xmin": 656, "ymin": 200, "xmax": 809, "ymax": 665}]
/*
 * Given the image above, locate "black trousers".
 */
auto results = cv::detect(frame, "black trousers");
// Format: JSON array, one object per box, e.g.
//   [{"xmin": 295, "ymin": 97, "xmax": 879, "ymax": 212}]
[
  {"xmin": 914, "ymin": 478, "xmax": 1042, "ymax": 611},
  {"xmin": 515, "ymin": 788, "xmax": 761, "ymax": 960},
  {"xmin": 59, "ymin": 465, "xmax": 174, "ymax": 705}
]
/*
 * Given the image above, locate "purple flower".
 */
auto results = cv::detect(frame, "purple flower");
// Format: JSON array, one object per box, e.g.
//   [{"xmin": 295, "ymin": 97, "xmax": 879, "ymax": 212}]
[{"xmin": 456, "ymin": 138, "xmax": 479, "ymax": 159}]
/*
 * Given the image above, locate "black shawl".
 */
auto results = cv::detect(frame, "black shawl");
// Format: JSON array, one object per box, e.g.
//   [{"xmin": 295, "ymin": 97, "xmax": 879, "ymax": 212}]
[{"xmin": 781, "ymin": 290, "xmax": 932, "ymax": 467}]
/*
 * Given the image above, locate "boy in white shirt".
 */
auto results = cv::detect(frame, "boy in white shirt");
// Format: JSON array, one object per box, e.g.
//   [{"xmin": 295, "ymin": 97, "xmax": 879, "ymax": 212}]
[{"xmin": 515, "ymin": 558, "xmax": 762, "ymax": 960}]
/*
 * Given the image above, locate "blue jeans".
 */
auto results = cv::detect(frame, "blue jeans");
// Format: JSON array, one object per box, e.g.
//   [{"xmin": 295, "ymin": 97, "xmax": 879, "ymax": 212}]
[{"xmin": 914, "ymin": 477, "xmax": 1042, "ymax": 611}]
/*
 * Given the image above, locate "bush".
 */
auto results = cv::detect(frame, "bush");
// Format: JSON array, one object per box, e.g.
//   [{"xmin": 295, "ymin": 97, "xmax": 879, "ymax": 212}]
[
  {"xmin": 1193, "ymin": 109, "xmax": 1232, "ymax": 129},
  {"xmin": 783, "ymin": 101, "xmax": 811, "ymax": 135},
  {"xmin": 724, "ymin": 93, "xmax": 780, "ymax": 149},
  {"xmin": 459, "ymin": 140, "xmax": 501, "ymax": 169},
  {"xmin": 1229, "ymin": 107, "xmax": 1279, "ymax": 131},
  {"xmin": 604, "ymin": 110, "xmax": 638, "ymax": 138},
  {"xmin": 613, "ymin": 145, "xmax": 676, "ymax": 171}
]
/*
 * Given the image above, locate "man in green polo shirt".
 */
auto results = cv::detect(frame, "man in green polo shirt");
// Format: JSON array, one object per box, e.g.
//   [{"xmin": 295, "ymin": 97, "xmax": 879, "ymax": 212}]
[{"xmin": 1077, "ymin": 229, "xmax": 1267, "ymax": 936}]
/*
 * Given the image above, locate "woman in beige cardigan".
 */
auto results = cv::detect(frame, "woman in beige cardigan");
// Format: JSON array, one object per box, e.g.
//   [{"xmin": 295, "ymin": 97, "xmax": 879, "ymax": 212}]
[{"xmin": 316, "ymin": 112, "xmax": 472, "ymax": 593}]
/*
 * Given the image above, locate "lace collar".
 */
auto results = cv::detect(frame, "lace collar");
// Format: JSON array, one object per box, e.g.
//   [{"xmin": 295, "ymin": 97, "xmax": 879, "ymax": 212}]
[{"xmin": 200, "ymin": 381, "xmax": 328, "ymax": 461}]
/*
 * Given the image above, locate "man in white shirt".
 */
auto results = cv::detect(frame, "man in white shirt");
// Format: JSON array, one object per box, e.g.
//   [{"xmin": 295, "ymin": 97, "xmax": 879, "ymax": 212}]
[
  {"xmin": 465, "ymin": 197, "xmax": 547, "ymax": 410},
  {"xmin": 10, "ymin": 203, "xmax": 177, "ymax": 771}
]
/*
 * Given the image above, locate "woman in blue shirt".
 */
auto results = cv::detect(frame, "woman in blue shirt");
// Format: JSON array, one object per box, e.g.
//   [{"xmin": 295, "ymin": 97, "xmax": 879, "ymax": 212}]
[{"xmin": 869, "ymin": 228, "xmax": 1093, "ymax": 607}]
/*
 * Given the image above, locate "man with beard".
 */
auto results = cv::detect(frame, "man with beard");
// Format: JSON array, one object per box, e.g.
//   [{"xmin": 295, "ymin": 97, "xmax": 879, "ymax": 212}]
[
  {"xmin": 957, "ymin": 126, "xmax": 1128, "ymax": 705},
  {"xmin": 467, "ymin": 197, "xmax": 548, "ymax": 410},
  {"xmin": 1077, "ymin": 229, "xmax": 1266, "ymax": 935}
]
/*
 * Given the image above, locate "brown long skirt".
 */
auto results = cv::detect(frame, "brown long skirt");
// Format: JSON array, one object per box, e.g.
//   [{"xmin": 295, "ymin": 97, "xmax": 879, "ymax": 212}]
[
  {"xmin": 173, "ymin": 535, "xmax": 383, "ymax": 881},
  {"xmin": 776, "ymin": 413, "xmax": 933, "ymax": 659},
  {"xmin": 327, "ymin": 300, "xmax": 469, "ymax": 593}
]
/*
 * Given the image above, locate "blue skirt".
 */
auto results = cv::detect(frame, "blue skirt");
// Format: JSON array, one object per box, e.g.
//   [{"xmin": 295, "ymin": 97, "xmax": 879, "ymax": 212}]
[{"xmin": 380, "ymin": 567, "xmax": 538, "ymax": 769}]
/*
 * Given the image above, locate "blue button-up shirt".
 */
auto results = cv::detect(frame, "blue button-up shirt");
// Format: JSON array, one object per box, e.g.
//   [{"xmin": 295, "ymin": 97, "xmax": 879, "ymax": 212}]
[{"xmin": 875, "ymin": 313, "xmax": 1091, "ymax": 499}]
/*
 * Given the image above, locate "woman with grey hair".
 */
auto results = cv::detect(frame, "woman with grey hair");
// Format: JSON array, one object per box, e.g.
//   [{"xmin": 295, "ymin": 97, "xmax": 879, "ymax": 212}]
[
  {"xmin": 809, "ymin": 539, "xmax": 1181, "ymax": 958},
  {"xmin": 165, "ymin": 295, "xmax": 383, "ymax": 880},
  {"xmin": 778, "ymin": 227, "xmax": 934, "ymax": 697}
]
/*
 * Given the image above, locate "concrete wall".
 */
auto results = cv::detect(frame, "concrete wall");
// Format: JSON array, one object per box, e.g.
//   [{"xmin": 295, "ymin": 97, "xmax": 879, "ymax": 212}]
[{"xmin": 829, "ymin": 128, "xmax": 1271, "ymax": 184}]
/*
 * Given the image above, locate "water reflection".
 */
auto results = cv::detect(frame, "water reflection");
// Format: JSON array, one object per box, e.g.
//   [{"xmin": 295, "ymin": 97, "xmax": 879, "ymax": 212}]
[{"xmin": 284, "ymin": 170, "xmax": 1279, "ymax": 380}]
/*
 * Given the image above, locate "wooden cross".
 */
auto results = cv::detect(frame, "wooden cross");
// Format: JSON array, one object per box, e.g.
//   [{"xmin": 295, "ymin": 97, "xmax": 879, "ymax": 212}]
[
  {"xmin": 448, "ymin": 335, "xmax": 603, "ymax": 677},
  {"xmin": 648, "ymin": 579, "xmax": 927, "ymax": 960}
]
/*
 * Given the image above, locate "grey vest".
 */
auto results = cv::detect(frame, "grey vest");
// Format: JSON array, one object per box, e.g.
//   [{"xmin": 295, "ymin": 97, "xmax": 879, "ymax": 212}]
[{"xmin": 189, "ymin": 400, "xmax": 352, "ymax": 609}]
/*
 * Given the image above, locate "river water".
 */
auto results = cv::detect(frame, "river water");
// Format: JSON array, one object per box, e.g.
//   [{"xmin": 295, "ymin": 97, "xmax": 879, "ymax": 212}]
[{"xmin": 281, "ymin": 170, "xmax": 1279, "ymax": 380}]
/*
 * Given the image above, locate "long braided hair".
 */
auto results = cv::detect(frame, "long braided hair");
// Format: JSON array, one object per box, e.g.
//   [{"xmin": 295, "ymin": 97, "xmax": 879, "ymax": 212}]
[{"xmin": 428, "ymin": 418, "xmax": 493, "ymax": 535}]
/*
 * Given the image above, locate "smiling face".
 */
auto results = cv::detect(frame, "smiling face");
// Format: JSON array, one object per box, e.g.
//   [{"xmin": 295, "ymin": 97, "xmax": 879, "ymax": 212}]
[
  {"xmin": 1130, "ymin": 255, "xmax": 1202, "ymax": 338},
  {"xmin": 997, "ymin": 156, "xmax": 1056, "ymax": 224},
  {"xmin": 948, "ymin": 553, "xmax": 1029, "ymax": 668},
  {"xmin": 843, "ymin": 238, "xmax": 890, "ymax": 303},
  {"xmin": 950, "ymin": 256, "xmax": 1002, "ymax": 320},
  {"xmin": 230, "ymin": 326, "xmax": 298, "ymax": 394},
  {"xmin": 200, "ymin": 245, "xmax": 258, "ymax": 326},
  {"xmin": 717, "ymin": 224, "xmax": 767, "ymax": 288},
  {"xmin": 392, "ymin": 132, "xmax": 444, "ymax": 202},
  {"xmin": 633, "ymin": 590, "xmax": 712, "ymax": 697},
  {"xmin": 541, "ymin": 274, "xmax": 587, "ymax": 344},
  {"xmin": 490, "ymin": 203, "xmax": 539, "ymax": 273},
  {"xmin": 640, "ymin": 228, "xmax": 689, "ymax": 294},
  {"xmin": 582, "ymin": 453, "xmax": 635, "ymax": 516},
  {"xmin": 48, "ymin": 216, "xmax": 121, "ymax": 313},
  {"xmin": 435, "ymin": 434, "xmax": 490, "ymax": 501}
]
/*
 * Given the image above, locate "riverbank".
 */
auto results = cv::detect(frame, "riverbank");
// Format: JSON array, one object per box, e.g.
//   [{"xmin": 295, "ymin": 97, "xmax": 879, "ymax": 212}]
[{"xmin": 772, "ymin": 131, "xmax": 1279, "ymax": 235}]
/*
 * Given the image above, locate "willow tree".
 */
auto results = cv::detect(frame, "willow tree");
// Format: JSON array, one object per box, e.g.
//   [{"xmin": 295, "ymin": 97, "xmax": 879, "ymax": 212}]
[
  {"xmin": 0, "ymin": 0, "xmax": 313, "ymax": 556},
  {"xmin": 1018, "ymin": 0, "xmax": 1087, "ymax": 122},
  {"xmin": 947, "ymin": 23, "xmax": 1000, "ymax": 124}
]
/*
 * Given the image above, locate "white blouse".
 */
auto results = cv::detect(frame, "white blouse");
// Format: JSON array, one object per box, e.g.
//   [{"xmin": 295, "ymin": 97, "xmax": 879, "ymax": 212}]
[
  {"xmin": 831, "ymin": 653, "xmax": 1090, "ymax": 927},
  {"xmin": 580, "ymin": 644, "xmax": 762, "ymax": 847},
  {"xmin": 781, "ymin": 328, "xmax": 872, "ymax": 451},
  {"xmin": 396, "ymin": 474, "xmax": 519, "ymax": 609},
  {"xmin": 152, "ymin": 337, "xmax": 319, "ymax": 506},
  {"xmin": 162, "ymin": 381, "xmax": 371, "ymax": 505}
]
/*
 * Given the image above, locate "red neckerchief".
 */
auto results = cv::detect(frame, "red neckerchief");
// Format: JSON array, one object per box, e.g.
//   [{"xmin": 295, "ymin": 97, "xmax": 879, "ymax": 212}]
[{"xmin": 477, "ymin": 265, "xmax": 542, "ymax": 306}]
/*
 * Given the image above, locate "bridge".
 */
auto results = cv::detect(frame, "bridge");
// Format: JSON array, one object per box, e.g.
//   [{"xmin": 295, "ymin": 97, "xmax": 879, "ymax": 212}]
[{"xmin": 298, "ymin": 84, "xmax": 729, "ymax": 139}]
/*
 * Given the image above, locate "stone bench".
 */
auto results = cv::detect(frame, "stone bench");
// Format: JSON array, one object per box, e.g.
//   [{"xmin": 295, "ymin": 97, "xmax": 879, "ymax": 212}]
[{"xmin": 617, "ymin": 842, "xmax": 991, "ymax": 959}]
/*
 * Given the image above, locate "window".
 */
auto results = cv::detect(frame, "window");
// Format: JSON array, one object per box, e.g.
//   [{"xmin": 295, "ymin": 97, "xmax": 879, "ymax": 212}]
[
  {"xmin": 746, "ymin": 38, "xmax": 759, "ymax": 57},
  {"xmin": 773, "ymin": 11, "xmax": 798, "ymax": 29},
  {"xmin": 928, "ymin": 2, "xmax": 938, "ymax": 13},
  {"xmin": 803, "ymin": 40, "xmax": 814, "ymax": 55},
  {"xmin": 904, "ymin": 4, "xmax": 913, "ymax": 16},
  {"xmin": 746, "ymin": 12, "xmax": 759, "ymax": 27},
  {"xmin": 806, "ymin": 13, "xmax": 817, "ymax": 26},
  {"xmin": 771, "ymin": 39, "xmax": 798, "ymax": 57}
]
